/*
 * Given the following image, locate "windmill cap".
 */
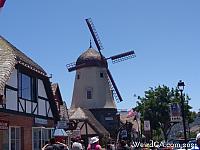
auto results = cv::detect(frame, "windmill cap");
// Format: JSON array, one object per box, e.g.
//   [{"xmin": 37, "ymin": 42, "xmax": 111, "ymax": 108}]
[
  {"xmin": 89, "ymin": 136, "xmax": 99, "ymax": 144},
  {"xmin": 76, "ymin": 48, "xmax": 107, "ymax": 68},
  {"xmin": 196, "ymin": 133, "xmax": 200, "ymax": 140}
]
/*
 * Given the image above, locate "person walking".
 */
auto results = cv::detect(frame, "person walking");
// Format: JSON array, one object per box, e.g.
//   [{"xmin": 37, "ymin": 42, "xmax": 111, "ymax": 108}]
[
  {"xmin": 42, "ymin": 138, "xmax": 68, "ymax": 150},
  {"xmin": 106, "ymin": 140, "xmax": 115, "ymax": 150},
  {"xmin": 117, "ymin": 140, "xmax": 130, "ymax": 150},
  {"xmin": 87, "ymin": 137, "xmax": 102, "ymax": 150},
  {"xmin": 72, "ymin": 137, "xmax": 83, "ymax": 150},
  {"xmin": 191, "ymin": 133, "xmax": 200, "ymax": 150}
]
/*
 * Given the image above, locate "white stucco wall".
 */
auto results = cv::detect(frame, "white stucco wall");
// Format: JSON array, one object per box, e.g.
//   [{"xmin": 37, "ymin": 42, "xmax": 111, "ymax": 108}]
[
  {"xmin": 38, "ymin": 98, "xmax": 46, "ymax": 116},
  {"xmin": 47, "ymin": 102, "xmax": 53, "ymax": 117},
  {"xmin": 19, "ymin": 99, "xmax": 25, "ymax": 112},
  {"xmin": 6, "ymin": 89, "xmax": 17, "ymax": 110},
  {"xmin": 71, "ymin": 67, "xmax": 116, "ymax": 109},
  {"xmin": 4, "ymin": 68, "xmax": 54, "ymax": 118},
  {"xmin": 33, "ymin": 103, "xmax": 38, "ymax": 115},
  {"xmin": 6, "ymin": 69, "xmax": 17, "ymax": 88},
  {"xmin": 26, "ymin": 100, "xmax": 32, "ymax": 114},
  {"xmin": 38, "ymin": 79, "xmax": 47, "ymax": 98}
]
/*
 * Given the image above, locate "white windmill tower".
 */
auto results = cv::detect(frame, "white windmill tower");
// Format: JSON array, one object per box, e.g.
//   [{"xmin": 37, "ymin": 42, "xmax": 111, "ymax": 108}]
[{"xmin": 67, "ymin": 18, "xmax": 136, "ymax": 134}]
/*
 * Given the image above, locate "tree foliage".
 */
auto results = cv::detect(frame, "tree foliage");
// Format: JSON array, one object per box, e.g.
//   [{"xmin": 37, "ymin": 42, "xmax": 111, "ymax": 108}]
[{"xmin": 135, "ymin": 85, "xmax": 194, "ymax": 141}]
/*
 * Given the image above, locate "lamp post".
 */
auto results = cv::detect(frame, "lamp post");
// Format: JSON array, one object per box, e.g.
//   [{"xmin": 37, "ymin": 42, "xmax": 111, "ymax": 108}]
[
  {"xmin": 186, "ymin": 99, "xmax": 191, "ymax": 138},
  {"xmin": 177, "ymin": 80, "xmax": 187, "ymax": 149}
]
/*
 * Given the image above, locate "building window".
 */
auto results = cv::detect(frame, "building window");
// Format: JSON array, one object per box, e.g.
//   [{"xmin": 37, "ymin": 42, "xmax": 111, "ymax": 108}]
[
  {"xmin": 86, "ymin": 88, "xmax": 93, "ymax": 99},
  {"xmin": 18, "ymin": 72, "xmax": 37, "ymax": 101},
  {"xmin": 32, "ymin": 127, "xmax": 54, "ymax": 150},
  {"xmin": 100, "ymin": 72, "xmax": 104, "ymax": 78},
  {"xmin": 10, "ymin": 127, "xmax": 21, "ymax": 150}
]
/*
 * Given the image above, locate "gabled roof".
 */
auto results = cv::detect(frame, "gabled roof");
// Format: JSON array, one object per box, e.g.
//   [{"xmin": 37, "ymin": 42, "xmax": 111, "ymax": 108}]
[
  {"xmin": 0, "ymin": 36, "xmax": 46, "ymax": 94},
  {"xmin": 51, "ymin": 83, "xmax": 63, "ymax": 104},
  {"xmin": 69, "ymin": 107, "xmax": 109, "ymax": 136},
  {"xmin": 0, "ymin": 36, "xmax": 60, "ymax": 121},
  {"xmin": 51, "ymin": 83, "xmax": 69, "ymax": 120}
]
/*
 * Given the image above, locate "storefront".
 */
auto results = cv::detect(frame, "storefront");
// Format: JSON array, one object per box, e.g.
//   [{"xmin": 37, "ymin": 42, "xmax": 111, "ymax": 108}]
[
  {"xmin": 32, "ymin": 118, "xmax": 54, "ymax": 150},
  {"xmin": 0, "ymin": 112, "xmax": 56, "ymax": 150}
]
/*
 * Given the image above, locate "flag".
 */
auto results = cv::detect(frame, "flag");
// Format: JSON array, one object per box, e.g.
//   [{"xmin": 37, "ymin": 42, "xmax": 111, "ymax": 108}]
[
  {"xmin": 0, "ymin": 0, "xmax": 6, "ymax": 8},
  {"xmin": 127, "ymin": 109, "xmax": 136, "ymax": 118}
]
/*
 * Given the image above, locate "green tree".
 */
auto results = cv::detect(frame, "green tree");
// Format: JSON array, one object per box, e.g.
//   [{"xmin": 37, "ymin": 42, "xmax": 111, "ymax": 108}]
[{"xmin": 135, "ymin": 85, "xmax": 194, "ymax": 142}]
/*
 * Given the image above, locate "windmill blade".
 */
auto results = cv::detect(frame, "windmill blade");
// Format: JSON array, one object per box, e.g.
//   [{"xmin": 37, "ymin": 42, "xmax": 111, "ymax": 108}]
[
  {"xmin": 67, "ymin": 62, "xmax": 90, "ymax": 72},
  {"xmin": 66, "ymin": 62, "xmax": 76, "ymax": 72},
  {"xmin": 106, "ymin": 69, "xmax": 123, "ymax": 102},
  {"xmin": 85, "ymin": 18, "xmax": 104, "ymax": 54},
  {"xmin": 107, "ymin": 50, "xmax": 136, "ymax": 64}
]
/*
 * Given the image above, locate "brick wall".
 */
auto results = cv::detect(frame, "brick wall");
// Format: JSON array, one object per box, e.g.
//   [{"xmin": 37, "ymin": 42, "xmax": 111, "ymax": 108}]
[{"xmin": 0, "ymin": 111, "xmax": 55, "ymax": 150}]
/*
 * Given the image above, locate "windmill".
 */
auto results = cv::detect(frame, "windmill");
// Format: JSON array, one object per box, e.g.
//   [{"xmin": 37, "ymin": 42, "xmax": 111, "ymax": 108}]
[{"xmin": 67, "ymin": 18, "xmax": 136, "ymax": 104}]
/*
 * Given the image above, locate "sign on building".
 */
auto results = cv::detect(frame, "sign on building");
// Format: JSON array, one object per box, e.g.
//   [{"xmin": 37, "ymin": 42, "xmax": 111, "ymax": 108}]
[
  {"xmin": 169, "ymin": 103, "xmax": 182, "ymax": 122},
  {"xmin": 71, "ymin": 128, "xmax": 81, "ymax": 138},
  {"xmin": 35, "ymin": 117, "xmax": 48, "ymax": 125},
  {"xmin": 0, "ymin": 120, "xmax": 9, "ymax": 130},
  {"xmin": 144, "ymin": 120, "xmax": 151, "ymax": 131},
  {"xmin": 57, "ymin": 120, "xmax": 68, "ymax": 129}
]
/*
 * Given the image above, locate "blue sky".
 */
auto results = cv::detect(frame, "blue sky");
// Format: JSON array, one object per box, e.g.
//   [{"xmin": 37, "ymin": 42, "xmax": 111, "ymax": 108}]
[{"xmin": 1, "ymin": 0, "xmax": 200, "ymax": 111}]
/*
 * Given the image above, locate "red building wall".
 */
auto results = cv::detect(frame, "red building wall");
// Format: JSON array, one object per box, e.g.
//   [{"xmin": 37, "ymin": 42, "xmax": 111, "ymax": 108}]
[{"xmin": 0, "ymin": 111, "xmax": 54, "ymax": 150}]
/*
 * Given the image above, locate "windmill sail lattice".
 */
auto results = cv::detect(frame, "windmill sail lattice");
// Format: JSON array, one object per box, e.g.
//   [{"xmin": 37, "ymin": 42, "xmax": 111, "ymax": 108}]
[
  {"xmin": 85, "ymin": 18, "xmax": 104, "ymax": 52},
  {"xmin": 66, "ymin": 62, "xmax": 76, "ymax": 72},
  {"xmin": 106, "ymin": 69, "xmax": 123, "ymax": 102},
  {"xmin": 109, "ymin": 50, "xmax": 136, "ymax": 63}
]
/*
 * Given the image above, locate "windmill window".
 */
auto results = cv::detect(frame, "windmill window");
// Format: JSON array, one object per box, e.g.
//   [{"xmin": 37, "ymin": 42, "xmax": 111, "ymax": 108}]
[
  {"xmin": 100, "ymin": 72, "xmax": 104, "ymax": 78},
  {"xmin": 86, "ymin": 88, "xmax": 93, "ymax": 99}
]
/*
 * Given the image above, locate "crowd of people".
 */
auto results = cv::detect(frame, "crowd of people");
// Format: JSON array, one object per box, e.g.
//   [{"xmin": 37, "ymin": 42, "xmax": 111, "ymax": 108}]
[
  {"xmin": 41, "ymin": 132, "xmax": 200, "ymax": 150},
  {"xmin": 41, "ymin": 136, "xmax": 103, "ymax": 150},
  {"xmin": 42, "ymin": 138, "xmax": 69, "ymax": 150},
  {"xmin": 41, "ymin": 136, "xmax": 134, "ymax": 150}
]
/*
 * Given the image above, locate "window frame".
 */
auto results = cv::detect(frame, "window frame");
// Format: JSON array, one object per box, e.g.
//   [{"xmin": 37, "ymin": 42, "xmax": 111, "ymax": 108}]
[
  {"xmin": 100, "ymin": 72, "xmax": 104, "ymax": 78},
  {"xmin": 32, "ymin": 127, "xmax": 54, "ymax": 150},
  {"xmin": 9, "ymin": 126, "xmax": 21, "ymax": 150},
  {"xmin": 86, "ymin": 87, "xmax": 93, "ymax": 100},
  {"xmin": 18, "ymin": 71, "xmax": 37, "ymax": 102}
]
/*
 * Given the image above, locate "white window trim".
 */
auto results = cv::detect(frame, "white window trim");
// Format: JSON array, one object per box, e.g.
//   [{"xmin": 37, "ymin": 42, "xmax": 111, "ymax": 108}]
[
  {"xmin": 32, "ymin": 127, "xmax": 54, "ymax": 150},
  {"xmin": 9, "ymin": 126, "xmax": 21, "ymax": 150}
]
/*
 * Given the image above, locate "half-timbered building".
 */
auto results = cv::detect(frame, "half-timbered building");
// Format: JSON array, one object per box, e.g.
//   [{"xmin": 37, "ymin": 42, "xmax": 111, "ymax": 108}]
[{"xmin": 0, "ymin": 36, "xmax": 59, "ymax": 150}]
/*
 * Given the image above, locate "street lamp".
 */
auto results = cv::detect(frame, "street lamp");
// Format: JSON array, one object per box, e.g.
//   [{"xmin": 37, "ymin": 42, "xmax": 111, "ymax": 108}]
[{"xmin": 177, "ymin": 80, "xmax": 187, "ymax": 149}]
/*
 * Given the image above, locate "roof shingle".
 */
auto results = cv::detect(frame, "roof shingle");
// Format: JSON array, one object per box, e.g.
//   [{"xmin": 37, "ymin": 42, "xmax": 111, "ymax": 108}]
[{"xmin": 69, "ymin": 107, "xmax": 110, "ymax": 136}]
